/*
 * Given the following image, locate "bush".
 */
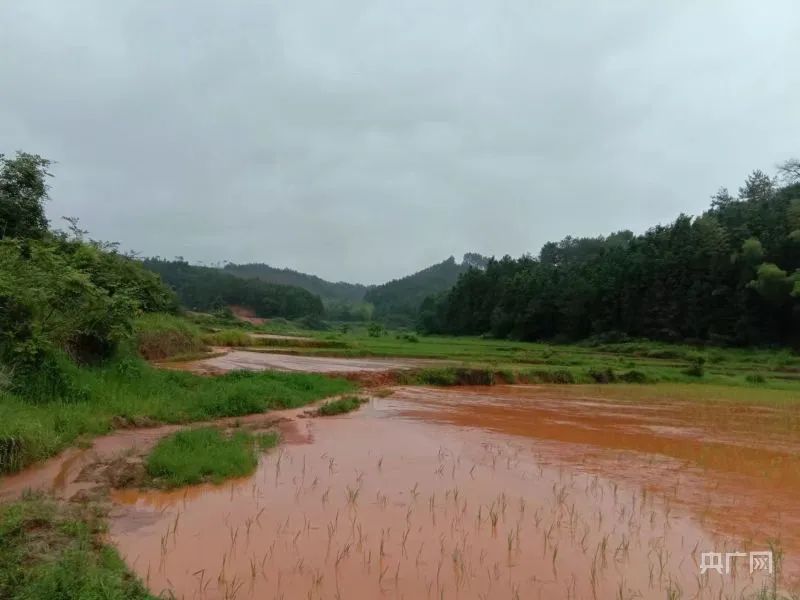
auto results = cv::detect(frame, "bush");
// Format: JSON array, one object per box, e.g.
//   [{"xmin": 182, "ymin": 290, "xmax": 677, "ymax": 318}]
[
  {"xmin": 368, "ymin": 322, "xmax": 385, "ymax": 337},
  {"xmin": 619, "ymin": 369, "xmax": 649, "ymax": 383},
  {"xmin": 745, "ymin": 373, "xmax": 767, "ymax": 384},
  {"xmin": 683, "ymin": 354, "xmax": 706, "ymax": 377},
  {"xmin": 587, "ymin": 367, "xmax": 616, "ymax": 383}
]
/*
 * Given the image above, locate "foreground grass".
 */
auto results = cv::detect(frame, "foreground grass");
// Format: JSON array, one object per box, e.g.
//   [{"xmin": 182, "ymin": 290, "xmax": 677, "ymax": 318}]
[
  {"xmin": 146, "ymin": 427, "xmax": 278, "ymax": 487},
  {"xmin": 317, "ymin": 396, "xmax": 364, "ymax": 416},
  {"xmin": 0, "ymin": 495, "xmax": 154, "ymax": 600},
  {"xmin": 0, "ymin": 358, "xmax": 354, "ymax": 475}
]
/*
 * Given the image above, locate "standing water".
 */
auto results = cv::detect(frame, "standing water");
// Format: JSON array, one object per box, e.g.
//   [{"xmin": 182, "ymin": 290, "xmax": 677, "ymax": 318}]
[{"xmin": 108, "ymin": 385, "xmax": 797, "ymax": 599}]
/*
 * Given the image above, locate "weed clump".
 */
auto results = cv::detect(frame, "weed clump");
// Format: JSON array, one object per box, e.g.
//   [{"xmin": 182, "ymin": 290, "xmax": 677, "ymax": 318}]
[
  {"xmin": 587, "ymin": 368, "xmax": 617, "ymax": 384},
  {"xmin": 618, "ymin": 369, "xmax": 649, "ymax": 383},
  {"xmin": 683, "ymin": 354, "xmax": 706, "ymax": 378},
  {"xmin": 146, "ymin": 427, "xmax": 278, "ymax": 487},
  {"xmin": 317, "ymin": 396, "xmax": 364, "ymax": 416}
]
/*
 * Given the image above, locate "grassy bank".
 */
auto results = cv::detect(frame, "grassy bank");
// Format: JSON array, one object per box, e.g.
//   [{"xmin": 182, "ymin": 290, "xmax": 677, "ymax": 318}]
[
  {"xmin": 0, "ymin": 357, "xmax": 354, "ymax": 475},
  {"xmin": 146, "ymin": 427, "xmax": 278, "ymax": 487},
  {"xmin": 0, "ymin": 495, "xmax": 154, "ymax": 600},
  {"xmin": 134, "ymin": 313, "xmax": 206, "ymax": 360},
  {"xmin": 204, "ymin": 320, "xmax": 800, "ymax": 392}
]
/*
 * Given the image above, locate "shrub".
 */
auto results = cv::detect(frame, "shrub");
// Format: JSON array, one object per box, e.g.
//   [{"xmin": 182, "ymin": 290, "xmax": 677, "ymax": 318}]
[
  {"xmin": 619, "ymin": 369, "xmax": 649, "ymax": 383},
  {"xmin": 368, "ymin": 322, "xmax": 385, "ymax": 337},
  {"xmin": 683, "ymin": 354, "xmax": 706, "ymax": 377},
  {"xmin": 745, "ymin": 373, "xmax": 767, "ymax": 384},
  {"xmin": 587, "ymin": 367, "xmax": 616, "ymax": 383}
]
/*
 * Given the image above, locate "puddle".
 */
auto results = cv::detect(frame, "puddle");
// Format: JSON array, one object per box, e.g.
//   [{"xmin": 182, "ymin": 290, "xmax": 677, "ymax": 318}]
[{"xmin": 109, "ymin": 385, "xmax": 797, "ymax": 599}]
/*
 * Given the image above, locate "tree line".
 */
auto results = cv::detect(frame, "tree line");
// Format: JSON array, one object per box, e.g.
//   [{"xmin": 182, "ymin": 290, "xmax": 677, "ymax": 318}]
[
  {"xmin": 419, "ymin": 163, "xmax": 800, "ymax": 347},
  {"xmin": 143, "ymin": 259, "xmax": 324, "ymax": 319}
]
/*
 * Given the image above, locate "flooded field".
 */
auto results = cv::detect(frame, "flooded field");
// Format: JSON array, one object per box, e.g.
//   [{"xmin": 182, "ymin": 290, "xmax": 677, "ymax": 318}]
[
  {"xmin": 108, "ymin": 385, "xmax": 798, "ymax": 599},
  {"xmin": 182, "ymin": 350, "xmax": 447, "ymax": 374}
]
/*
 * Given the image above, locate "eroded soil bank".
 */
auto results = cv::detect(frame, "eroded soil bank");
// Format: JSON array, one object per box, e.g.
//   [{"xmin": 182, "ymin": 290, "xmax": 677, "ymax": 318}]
[{"xmin": 107, "ymin": 385, "xmax": 797, "ymax": 599}]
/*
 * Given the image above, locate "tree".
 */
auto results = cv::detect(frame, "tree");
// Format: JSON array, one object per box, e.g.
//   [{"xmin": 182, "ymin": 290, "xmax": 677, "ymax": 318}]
[
  {"xmin": 421, "ymin": 161, "xmax": 800, "ymax": 347},
  {"xmin": 0, "ymin": 152, "xmax": 52, "ymax": 239},
  {"xmin": 777, "ymin": 158, "xmax": 800, "ymax": 184}
]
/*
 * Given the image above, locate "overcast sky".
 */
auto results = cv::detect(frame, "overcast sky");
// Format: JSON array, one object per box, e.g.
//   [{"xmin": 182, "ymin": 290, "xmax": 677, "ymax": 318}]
[{"xmin": 1, "ymin": 1, "xmax": 798, "ymax": 283}]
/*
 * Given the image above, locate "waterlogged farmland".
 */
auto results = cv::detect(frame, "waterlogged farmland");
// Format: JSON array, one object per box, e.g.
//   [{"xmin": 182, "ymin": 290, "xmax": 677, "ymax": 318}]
[{"xmin": 108, "ymin": 384, "xmax": 799, "ymax": 599}]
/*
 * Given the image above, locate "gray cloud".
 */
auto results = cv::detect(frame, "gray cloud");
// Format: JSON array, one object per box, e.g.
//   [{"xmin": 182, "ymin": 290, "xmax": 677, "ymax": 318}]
[{"xmin": 1, "ymin": 0, "xmax": 798, "ymax": 283}]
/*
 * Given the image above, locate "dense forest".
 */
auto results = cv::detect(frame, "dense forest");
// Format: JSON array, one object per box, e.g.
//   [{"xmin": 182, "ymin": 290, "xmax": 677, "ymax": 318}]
[
  {"xmin": 0, "ymin": 152, "xmax": 177, "ymax": 399},
  {"xmin": 223, "ymin": 262, "xmax": 368, "ymax": 303},
  {"xmin": 420, "ymin": 164, "xmax": 800, "ymax": 347},
  {"xmin": 143, "ymin": 259, "xmax": 324, "ymax": 319},
  {"xmin": 365, "ymin": 254, "xmax": 487, "ymax": 326}
]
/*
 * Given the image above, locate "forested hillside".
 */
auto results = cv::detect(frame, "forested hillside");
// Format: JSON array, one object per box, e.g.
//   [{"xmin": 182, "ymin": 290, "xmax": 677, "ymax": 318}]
[
  {"xmin": 420, "ymin": 165, "xmax": 800, "ymax": 347},
  {"xmin": 366, "ymin": 254, "xmax": 487, "ymax": 325},
  {"xmin": 0, "ymin": 152, "xmax": 178, "ymax": 399},
  {"xmin": 223, "ymin": 262, "xmax": 368, "ymax": 303},
  {"xmin": 143, "ymin": 259, "xmax": 324, "ymax": 319}
]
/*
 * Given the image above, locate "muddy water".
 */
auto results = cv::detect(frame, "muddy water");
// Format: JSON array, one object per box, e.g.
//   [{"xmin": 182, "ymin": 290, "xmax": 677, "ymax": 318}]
[
  {"xmin": 109, "ymin": 385, "xmax": 795, "ymax": 599},
  {"xmin": 184, "ymin": 350, "xmax": 447, "ymax": 374}
]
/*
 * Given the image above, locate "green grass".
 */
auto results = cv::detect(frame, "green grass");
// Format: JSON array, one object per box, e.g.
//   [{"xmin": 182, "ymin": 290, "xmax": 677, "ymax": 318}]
[
  {"xmin": 317, "ymin": 396, "xmax": 364, "ymax": 416},
  {"xmin": 0, "ymin": 357, "xmax": 355, "ymax": 475},
  {"xmin": 200, "ymin": 328, "xmax": 253, "ymax": 347},
  {"xmin": 225, "ymin": 324, "xmax": 800, "ymax": 392},
  {"xmin": 134, "ymin": 313, "xmax": 206, "ymax": 360},
  {"xmin": 146, "ymin": 427, "xmax": 278, "ymax": 487},
  {"xmin": 0, "ymin": 495, "xmax": 154, "ymax": 600}
]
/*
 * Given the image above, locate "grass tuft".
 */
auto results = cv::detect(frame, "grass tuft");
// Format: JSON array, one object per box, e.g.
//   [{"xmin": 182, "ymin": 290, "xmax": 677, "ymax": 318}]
[
  {"xmin": 317, "ymin": 396, "xmax": 364, "ymax": 416},
  {"xmin": 146, "ymin": 427, "xmax": 278, "ymax": 487}
]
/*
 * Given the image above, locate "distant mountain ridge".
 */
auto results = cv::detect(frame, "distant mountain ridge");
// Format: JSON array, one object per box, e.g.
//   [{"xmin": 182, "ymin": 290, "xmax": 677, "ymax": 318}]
[
  {"xmin": 364, "ymin": 253, "xmax": 488, "ymax": 323},
  {"xmin": 222, "ymin": 254, "xmax": 487, "ymax": 323},
  {"xmin": 223, "ymin": 263, "xmax": 368, "ymax": 303}
]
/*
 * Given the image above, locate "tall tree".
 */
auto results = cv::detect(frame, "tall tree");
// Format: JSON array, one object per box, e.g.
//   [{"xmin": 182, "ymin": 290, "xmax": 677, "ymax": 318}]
[{"xmin": 0, "ymin": 152, "xmax": 52, "ymax": 239}]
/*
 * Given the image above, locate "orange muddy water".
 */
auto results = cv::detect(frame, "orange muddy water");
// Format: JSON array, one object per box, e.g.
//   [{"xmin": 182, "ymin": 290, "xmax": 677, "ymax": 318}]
[
  {"xmin": 180, "ymin": 350, "xmax": 447, "ymax": 375},
  {"xmin": 104, "ymin": 385, "xmax": 799, "ymax": 599}
]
